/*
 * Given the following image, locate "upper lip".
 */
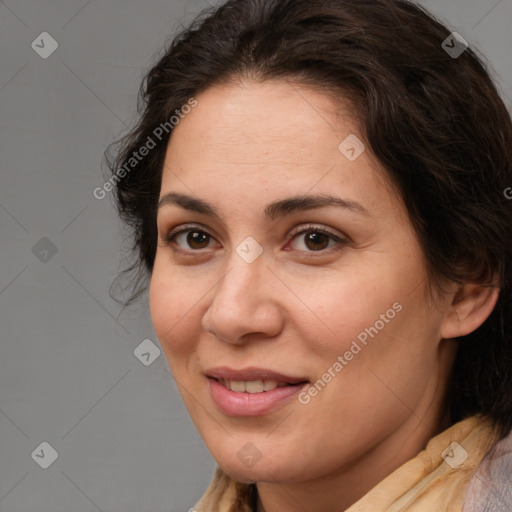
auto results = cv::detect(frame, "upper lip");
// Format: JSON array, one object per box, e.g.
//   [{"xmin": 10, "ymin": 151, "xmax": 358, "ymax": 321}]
[{"xmin": 205, "ymin": 366, "xmax": 309, "ymax": 384}]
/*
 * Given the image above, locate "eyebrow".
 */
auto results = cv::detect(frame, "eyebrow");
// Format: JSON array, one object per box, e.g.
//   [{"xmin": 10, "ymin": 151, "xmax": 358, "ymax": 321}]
[{"xmin": 158, "ymin": 192, "xmax": 371, "ymax": 220}]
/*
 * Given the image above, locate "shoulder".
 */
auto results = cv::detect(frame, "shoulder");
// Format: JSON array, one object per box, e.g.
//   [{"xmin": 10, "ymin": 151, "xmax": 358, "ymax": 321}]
[{"xmin": 463, "ymin": 427, "xmax": 512, "ymax": 512}]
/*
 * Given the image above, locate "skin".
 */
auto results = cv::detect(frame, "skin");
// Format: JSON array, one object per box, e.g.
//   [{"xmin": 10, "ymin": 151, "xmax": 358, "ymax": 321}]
[{"xmin": 149, "ymin": 78, "xmax": 499, "ymax": 512}]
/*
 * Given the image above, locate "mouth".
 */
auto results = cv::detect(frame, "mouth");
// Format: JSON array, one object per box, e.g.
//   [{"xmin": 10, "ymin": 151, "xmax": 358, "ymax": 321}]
[
  {"xmin": 205, "ymin": 366, "xmax": 309, "ymax": 391},
  {"xmin": 205, "ymin": 367, "xmax": 309, "ymax": 416},
  {"xmin": 209, "ymin": 377, "xmax": 307, "ymax": 393}
]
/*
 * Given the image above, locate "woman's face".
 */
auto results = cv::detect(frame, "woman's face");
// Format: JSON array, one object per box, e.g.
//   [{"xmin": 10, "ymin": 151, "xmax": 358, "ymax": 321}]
[{"xmin": 149, "ymin": 79, "xmax": 456, "ymax": 485}]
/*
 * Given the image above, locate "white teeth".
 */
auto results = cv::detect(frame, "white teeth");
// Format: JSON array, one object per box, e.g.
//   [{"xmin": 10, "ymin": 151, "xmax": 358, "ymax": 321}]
[
  {"xmin": 221, "ymin": 379, "xmax": 282, "ymax": 393},
  {"xmin": 230, "ymin": 380, "xmax": 246, "ymax": 392},
  {"xmin": 263, "ymin": 380, "xmax": 277, "ymax": 391},
  {"xmin": 245, "ymin": 380, "xmax": 264, "ymax": 393}
]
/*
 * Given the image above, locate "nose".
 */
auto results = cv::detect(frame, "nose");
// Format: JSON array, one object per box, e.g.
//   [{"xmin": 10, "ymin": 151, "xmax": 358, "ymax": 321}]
[{"xmin": 201, "ymin": 255, "xmax": 284, "ymax": 345}]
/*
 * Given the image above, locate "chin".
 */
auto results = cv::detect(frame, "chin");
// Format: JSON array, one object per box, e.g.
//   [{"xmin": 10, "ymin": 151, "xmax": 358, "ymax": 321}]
[
  {"xmin": 221, "ymin": 465, "xmax": 260, "ymax": 484},
  {"xmin": 215, "ymin": 452, "xmax": 303, "ymax": 484}
]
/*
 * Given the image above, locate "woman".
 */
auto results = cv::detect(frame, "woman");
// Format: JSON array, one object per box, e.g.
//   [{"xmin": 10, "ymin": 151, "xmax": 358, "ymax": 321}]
[{"xmin": 105, "ymin": 0, "xmax": 512, "ymax": 510}]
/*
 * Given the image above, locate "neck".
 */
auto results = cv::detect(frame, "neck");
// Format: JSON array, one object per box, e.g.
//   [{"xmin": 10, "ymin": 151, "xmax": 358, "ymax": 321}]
[
  {"xmin": 254, "ymin": 349, "xmax": 458, "ymax": 512},
  {"xmin": 255, "ymin": 415, "xmax": 440, "ymax": 512}
]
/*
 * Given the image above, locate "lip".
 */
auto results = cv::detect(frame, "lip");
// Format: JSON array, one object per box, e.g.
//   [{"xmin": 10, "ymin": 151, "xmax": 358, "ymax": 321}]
[
  {"xmin": 204, "ymin": 367, "xmax": 309, "ymax": 417},
  {"xmin": 205, "ymin": 366, "xmax": 308, "ymax": 384}
]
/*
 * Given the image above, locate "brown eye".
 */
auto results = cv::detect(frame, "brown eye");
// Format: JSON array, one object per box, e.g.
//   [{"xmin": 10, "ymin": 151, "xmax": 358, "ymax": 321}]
[
  {"xmin": 165, "ymin": 226, "xmax": 215, "ymax": 250},
  {"xmin": 184, "ymin": 230, "xmax": 211, "ymax": 249},
  {"xmin": 303, "ymin": 232, "xmax": 331, "ymax": 251},
  {"xmin": 288, "ymin": 225, "xmax": 348, "ymax": 253}
]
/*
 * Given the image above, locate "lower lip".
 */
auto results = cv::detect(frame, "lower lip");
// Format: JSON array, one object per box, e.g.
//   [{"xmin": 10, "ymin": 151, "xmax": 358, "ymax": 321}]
[{"xmin": 207, "ymin": 378, "xmax": 308, "ymax": 416}]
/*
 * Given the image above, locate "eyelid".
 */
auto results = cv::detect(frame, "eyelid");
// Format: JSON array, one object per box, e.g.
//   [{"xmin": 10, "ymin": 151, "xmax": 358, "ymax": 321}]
[
  {"xmin": 163, "ymin": 222, "xmax": 349, "ymax": 252},
  {"xmin": 165, "ymin": 223, "xmax": 214, "ymax": 240},
  {"xmin": 162, "ymin": 224, "xmax": 219, "ymax": 257},
  {"xmin": 163, "ymin": 223, "xmax": 219, "ymax": 250},
  {"xmin": 288, "ymin": 223, "xmax": 347, "ymax": 241}
]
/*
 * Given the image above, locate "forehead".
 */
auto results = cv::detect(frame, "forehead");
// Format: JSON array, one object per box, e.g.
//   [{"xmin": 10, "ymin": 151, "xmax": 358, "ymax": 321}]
[
  {"xmin": 167, "ymin": 80, "xmax": 356, "ymax": 158},
  {"xmin": 160, "ymin": 79, "xmax": 397, "ymax": 218}
]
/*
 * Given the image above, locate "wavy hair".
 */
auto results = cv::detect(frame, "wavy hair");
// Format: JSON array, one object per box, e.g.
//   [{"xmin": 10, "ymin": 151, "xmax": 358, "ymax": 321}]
[{"xmin": 105, "ymin": 0, "xmax": 512, "ymax": 437}]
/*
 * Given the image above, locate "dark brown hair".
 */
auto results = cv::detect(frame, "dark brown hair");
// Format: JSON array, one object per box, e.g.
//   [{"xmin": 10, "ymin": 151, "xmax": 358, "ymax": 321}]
[{"xmin": 105, "ymin": 0, "xmax": 512, "ymax": 437}]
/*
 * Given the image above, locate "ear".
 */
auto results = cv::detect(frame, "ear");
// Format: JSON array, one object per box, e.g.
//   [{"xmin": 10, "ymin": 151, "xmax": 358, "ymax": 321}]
[{"xmin": 440, "ymin": 282, "xmax": 500, "ymax": 339}]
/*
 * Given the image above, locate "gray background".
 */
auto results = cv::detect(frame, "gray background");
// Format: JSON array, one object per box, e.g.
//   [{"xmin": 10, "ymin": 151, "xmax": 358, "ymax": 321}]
[{"xmin": 0, "ymin": 1, "xmax": 510, "ymax": 511}]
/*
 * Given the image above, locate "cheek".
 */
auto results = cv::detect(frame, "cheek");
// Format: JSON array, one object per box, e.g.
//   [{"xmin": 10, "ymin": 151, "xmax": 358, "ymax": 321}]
[
  {"xmin": 148, "ymin": 261, "xmax": 201, "ymax": 363},
  {"xmin": 302, "ymin": 263, "xmax": 434, "ymax": 397},
  {"xmin": 305, "ymin": 272, "xmax": 402, "ymax": 350},
  {"xmin": 315, "ymin": 285, "xmax": 437, "ymax": 414}
]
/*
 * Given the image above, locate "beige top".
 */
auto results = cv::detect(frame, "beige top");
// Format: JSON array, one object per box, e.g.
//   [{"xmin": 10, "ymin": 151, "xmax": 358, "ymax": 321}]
[{"xmin": 193, "ymin": 414, "xmax": 503, "ymax": 512}]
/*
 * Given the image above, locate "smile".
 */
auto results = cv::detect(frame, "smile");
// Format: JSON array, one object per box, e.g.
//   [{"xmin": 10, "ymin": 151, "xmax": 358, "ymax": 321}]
[
  {"xmin": 205, "ymin": 367, "xmax": 309, "ymax": 416},
  {"xmin": 216, "ymin": 378, "xmax": 297, "ymax": 393}
]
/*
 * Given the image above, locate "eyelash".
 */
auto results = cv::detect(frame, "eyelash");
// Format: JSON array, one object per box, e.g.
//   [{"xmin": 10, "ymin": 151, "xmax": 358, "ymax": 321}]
[{"xmin": 163, "ymin": 223, "xmax": 349, "ymax": 255}]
